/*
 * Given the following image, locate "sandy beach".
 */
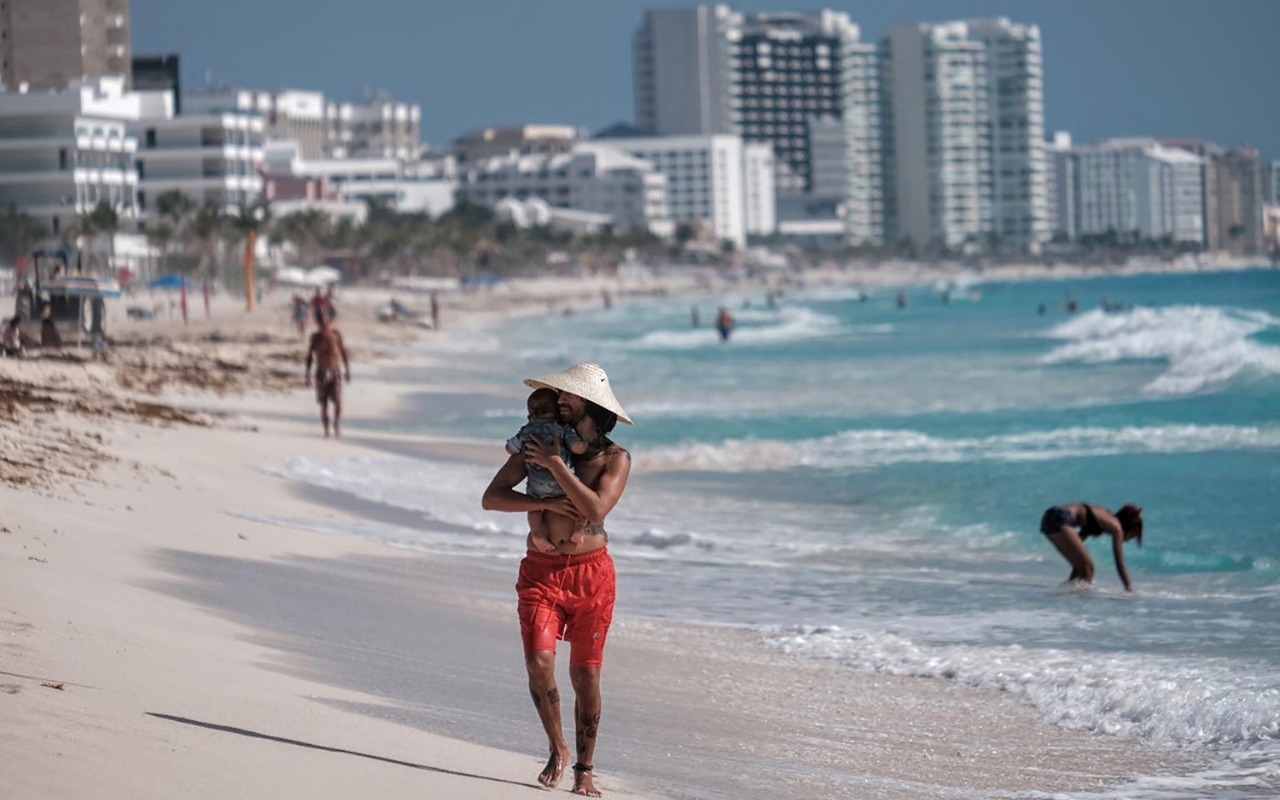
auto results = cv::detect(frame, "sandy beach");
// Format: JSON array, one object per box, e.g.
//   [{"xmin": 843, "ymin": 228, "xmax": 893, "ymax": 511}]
[{"xmin": 0, "ymin": 268, "xmax": 1221, "ymax": 799}]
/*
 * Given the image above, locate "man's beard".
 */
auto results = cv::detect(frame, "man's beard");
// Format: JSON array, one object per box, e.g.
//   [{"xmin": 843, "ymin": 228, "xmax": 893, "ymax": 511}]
[{"xmin": 558, "ymin": 405, "xmax": 584, "ymax": 425}]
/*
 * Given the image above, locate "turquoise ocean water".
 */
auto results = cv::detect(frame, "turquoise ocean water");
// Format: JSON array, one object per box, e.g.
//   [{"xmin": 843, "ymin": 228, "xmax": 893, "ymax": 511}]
[{"xmin": 267, "ymin": 267, "xmax": 1280, "ymax": 797}]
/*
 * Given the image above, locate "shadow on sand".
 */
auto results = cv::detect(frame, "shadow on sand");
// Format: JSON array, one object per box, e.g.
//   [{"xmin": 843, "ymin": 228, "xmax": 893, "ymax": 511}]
[{"xmin": 145, "ymin": 712, "xmax": 535, "ymax": 790}]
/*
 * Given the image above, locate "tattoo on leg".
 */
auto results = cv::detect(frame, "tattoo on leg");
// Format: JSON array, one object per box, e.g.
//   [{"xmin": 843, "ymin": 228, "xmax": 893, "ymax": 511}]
[
  {"xmin": 531, "ymin": 687, "xmax": 560, "ymax": 711},
  {"xmin": 576, "ymin": 712, "xmax": 600, "ymax": 753}
]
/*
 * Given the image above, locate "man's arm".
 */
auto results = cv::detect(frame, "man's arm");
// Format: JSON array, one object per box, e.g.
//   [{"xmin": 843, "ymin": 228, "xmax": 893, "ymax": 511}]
[
  {"xmin": 304, "ymin": 334, "xmax": 316, "ymax": 384},
  {"xmin": 481, "ymin": 451, "xmax": 545, "ymax": 514},
  {"xmin": 528, "ymin": 439, "xmax": 631, "ymax": 524},
  {"xmin": 337, "ymin": 332, "xmax": 350, "ymax": 380}
]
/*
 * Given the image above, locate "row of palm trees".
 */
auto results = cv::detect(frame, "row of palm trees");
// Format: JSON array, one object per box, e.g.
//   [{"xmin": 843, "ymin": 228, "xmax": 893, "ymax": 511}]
[{"xmin": 0, "ymin": 192, "xmax": 683, "ymax": 285}]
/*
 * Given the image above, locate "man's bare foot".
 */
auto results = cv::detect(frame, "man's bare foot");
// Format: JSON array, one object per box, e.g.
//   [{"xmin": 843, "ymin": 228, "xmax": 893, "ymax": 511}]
[
  {"xmin": 571, "ymin": 763, "xmax": 601, "ymax": 797},
  {"xmin": 538, "ymin": 750, "xmax": 569, "ymax": 788}
]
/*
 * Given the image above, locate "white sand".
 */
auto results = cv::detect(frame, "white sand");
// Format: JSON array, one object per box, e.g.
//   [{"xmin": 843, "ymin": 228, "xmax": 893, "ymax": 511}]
[{"xmin": 0, "ymin": 266, "xmax": 1220, "ymax": 799}]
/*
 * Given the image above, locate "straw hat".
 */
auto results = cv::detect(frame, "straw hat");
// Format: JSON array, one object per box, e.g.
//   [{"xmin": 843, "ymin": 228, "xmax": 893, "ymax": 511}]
[{"xmin": 524, "ymin": 362, "xmax": 633, "ymax": 425}]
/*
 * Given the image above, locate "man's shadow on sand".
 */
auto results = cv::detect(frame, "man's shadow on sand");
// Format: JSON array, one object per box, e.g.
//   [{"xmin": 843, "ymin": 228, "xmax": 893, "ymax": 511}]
[{"xmin": 146, "ymin": 712, "xmax": 534, "ymax": 790}]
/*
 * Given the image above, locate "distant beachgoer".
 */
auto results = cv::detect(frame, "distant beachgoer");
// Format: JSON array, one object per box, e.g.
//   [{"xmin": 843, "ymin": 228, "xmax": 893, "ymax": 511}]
[
  {"xmin": 482, "ymin": 362, "xmax": 633, "ymax": 797},
  {"xmin": 311, "ymin": 287, "xmax": 335, "ymax": 323},
  {"xmin": 506, "ymin": 387, "xmax": 588, "ymax": 554},
  {"xmin": 430, "ymin": 291, "xmax": 440, "ymax": 330},
  {"xmin": 292, "ymin": 295, "xmax": 308, "ymax": 334},
  {"xmin": 304, "ymin": 311, "xmax": 350, "ymax": 438},
  {"xmin": 2, "ymin": 316, "xmax": 23, "ymax": 357},
  {"xmin": 601, "ymin": 290, "xmax": 613, "ymax": 310},
  {"xmin": 715, "ymin": 307, "xmax": 735, "ymax": 342},
  {"xmin": 39, "ymin": 306, "xmax": 61, "ymax": 349},
  {"xmin": 1039, "ymin": 503, "xmax": 1143, "ymax": 592},
  {"xmin": 896, "ymin": 291, "xmax": 907, "ymax": 310},
  {"xmin": 691, "ymin": 305, "xmax": 701, "ymax": 328},
  {"xmin": 1037, "ymin": 303, "xmax": 1047, "ymax": 316},
  {"xmin": 1066, "ymin": 297, "xmax": 1078, "ymax": 314},
  {"xmin": 765, "ymin": 290, "xmax": 778, "ymax": 310}
]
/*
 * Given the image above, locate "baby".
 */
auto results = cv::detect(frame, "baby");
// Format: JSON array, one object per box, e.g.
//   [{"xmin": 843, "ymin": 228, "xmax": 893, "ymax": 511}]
[{"xmin": 506, "ymin": 387, "xmax": 587, "ymax": 552}]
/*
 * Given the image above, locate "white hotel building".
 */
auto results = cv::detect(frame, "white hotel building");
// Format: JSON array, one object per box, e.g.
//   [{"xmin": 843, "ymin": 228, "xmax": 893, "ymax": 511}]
[
  {"xmin": 262, "ymin": 140, "xmax": 455, "ymax": 218},
  {"xmin": 596, "ymin": 132, "xmax": 775, "ymax": 247},
  {"xmin": 183, "ymin": 88, "xmax": 421, "ymax": 162},
  {"xmin": 1069, "ymin": 138, "xmax": 1204, "ymax": 244},
  {"xmin": 968, "ymin": 18, "xmax": 1050, "ymax": 251},
  {"xmin": 133, "ymin": 110, "xmax": 265, "ymax": 216},
  {"xmin": 879, "ymin": 19, "xmax": 1050, "ymax": 253},
  {"xmin": 457, "ymin": 143, "xmax": 670, "ymax": 237},
  {"xmin": 325, "ymin": 96, "xmax": 421, "ymax": 161},
  {"xmin": 185, "ymin": 89, "xmax": 326, "ymax": 159},
  {"xmin": 0, "ymin": 76, "xmax": 141, "ymax": 236}
]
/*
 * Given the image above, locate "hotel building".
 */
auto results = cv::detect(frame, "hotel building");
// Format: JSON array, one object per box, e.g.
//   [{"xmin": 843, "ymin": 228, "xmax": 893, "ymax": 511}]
[
  {"xmin": 133, "ymin": 110, "xmax": 265, "ymax": 216},
  {"xmin": 879, "ymin": 18, "xmax": 1049, "ymax": 252},
  {"xmin": 595, "ymin": 131, "xmax": 775, "ymax": 247},
  {"xmin": 0, "ymin": 0, "xmax": 131, "ymax": 91},
  {"xmin": 185, "ymin": 89, "xmax": 326, "ymax": 159},
  {"xmin": 633, "ymin": 5, "xmax": 881, "ymax": 244},
  {"xmin": 0, "ymin": 77, "xmax": 141, "ymax": 236},
  {"xmin": 1065, "ymin": 138, "xmax": 1204, "ymax": 244},
  {"xmin": 325, "ymin": 94, "xmax": 421, "ymax": 161},
  {"xmin": 457, "ymin": 143, "xmax": 670, "ymax": 236}
]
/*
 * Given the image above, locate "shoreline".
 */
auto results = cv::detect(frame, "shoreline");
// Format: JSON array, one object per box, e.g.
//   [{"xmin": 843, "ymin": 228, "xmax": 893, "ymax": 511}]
[{"xmin": 0, "ymin": 267, "xmax": 1238, "ymax": 798}]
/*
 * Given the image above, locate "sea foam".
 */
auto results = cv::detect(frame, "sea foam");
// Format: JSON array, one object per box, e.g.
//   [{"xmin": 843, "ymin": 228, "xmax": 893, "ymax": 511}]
[{"xmin": 1042, "ymin": 306, "xmax": 1280, "ymax": 395}]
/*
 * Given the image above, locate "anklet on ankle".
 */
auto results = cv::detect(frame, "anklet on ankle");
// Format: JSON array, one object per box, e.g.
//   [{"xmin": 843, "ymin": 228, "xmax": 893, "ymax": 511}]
[{"xmin": 572, "ymin": 763, "xmax": 593, "ymax": 774}]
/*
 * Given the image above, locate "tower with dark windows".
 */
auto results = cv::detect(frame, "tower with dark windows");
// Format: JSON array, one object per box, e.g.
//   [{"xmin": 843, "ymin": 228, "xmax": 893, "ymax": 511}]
[{"xmin": 634, "ymin": 5, "xmax": 882, "ymax": 245}]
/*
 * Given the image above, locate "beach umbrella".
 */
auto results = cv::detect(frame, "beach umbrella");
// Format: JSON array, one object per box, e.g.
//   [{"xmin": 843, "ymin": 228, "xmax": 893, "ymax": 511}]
[
  {"xmin": 147, "ymin": 273, "xmax": 189, "ymax": 290},
  {"xmin": 307, "ymin": 265, "xmax": 342, "ymax": 286}
]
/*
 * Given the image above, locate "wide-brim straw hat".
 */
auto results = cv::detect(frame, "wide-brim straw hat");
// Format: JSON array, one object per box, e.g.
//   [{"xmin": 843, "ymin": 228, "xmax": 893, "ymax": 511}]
[{"xmin": 524, "ymin": 362, "xmax": 633, "ymax": 425}]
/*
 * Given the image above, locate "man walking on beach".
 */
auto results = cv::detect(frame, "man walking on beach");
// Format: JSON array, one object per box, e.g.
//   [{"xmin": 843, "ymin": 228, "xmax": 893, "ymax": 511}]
[
  {"xmin": 304, "ymin": 311, "xmax": 350, "ymax": 437},
  {"xmin": 482, "ymin": 362, "xmax": 633, "ymax": 797}
]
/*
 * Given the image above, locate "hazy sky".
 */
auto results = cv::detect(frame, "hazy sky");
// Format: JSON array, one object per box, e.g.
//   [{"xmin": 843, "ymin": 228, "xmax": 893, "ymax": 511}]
[{"xmin": 131, "ymin": 0, "xmax": 1279, "ymax": 159}]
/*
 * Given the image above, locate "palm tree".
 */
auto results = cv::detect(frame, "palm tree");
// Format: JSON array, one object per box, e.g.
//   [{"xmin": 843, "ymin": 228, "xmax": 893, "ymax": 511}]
[
  {"xmin": 0, "ymin": 204, "xmax": 50, "ymax": 265},
  {"xmin": 272, "ymin": 208, "xmax": 332, "ymax": 268},
  {"xmin": 185, "ymin": 206, "xmax": 224, "ymax": 280},
  {"xmin": 156, "ymin": 190, "xmax": 194, "ymax": 225},
  {"xmin": 76, "ymin": 200, "xmax": 121, "ymax": 274},
  {"xmin": 225, "ymin": 200, "xmax": 270, "ymax": 310},
  {"xmin": 145, "ymin": 222, "xmax": 175, "ymax": 277}
]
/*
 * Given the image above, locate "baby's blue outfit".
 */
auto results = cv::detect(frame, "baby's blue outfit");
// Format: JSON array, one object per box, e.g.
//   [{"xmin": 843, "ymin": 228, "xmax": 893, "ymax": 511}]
[{"xmin": 506, "ymin": 419, "xmax": 583, "ymax": 498}]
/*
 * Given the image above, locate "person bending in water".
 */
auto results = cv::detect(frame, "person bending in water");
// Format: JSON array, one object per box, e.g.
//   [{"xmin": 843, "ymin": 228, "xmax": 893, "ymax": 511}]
[
  {"xmin": 506, "ymin": 387, "xmax": 588, "ymax": 553},
  {"xmin": 1039, "ymin": 503, "xmax": 1143, "ymax": 592}
]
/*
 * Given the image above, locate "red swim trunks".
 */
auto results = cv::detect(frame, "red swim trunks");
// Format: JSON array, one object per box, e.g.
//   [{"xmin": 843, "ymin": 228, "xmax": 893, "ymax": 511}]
[{"xmin": 516, "ymin": 547, "xmax": 616, "ymax": 668}]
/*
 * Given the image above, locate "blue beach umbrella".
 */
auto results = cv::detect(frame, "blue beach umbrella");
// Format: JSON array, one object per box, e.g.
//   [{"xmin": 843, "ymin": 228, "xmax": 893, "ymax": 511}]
[{"xmin": 147, "ymin": 273, "xmax": 189, "ymax": 290}]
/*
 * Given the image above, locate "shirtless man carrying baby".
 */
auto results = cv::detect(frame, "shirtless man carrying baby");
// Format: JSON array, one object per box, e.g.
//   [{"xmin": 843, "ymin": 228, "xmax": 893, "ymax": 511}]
[{"xmin": 482, "ymin": 362, "xmax": 633, "ymax": 797}]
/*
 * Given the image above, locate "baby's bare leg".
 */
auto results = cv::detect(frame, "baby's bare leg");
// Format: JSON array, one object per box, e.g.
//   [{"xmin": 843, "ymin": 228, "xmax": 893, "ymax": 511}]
[{"xmin": 528, "ymin": 509, "xmax": 555, "ymax": 552}]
